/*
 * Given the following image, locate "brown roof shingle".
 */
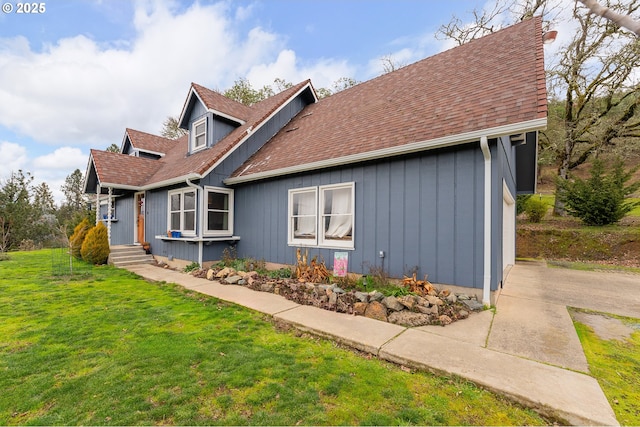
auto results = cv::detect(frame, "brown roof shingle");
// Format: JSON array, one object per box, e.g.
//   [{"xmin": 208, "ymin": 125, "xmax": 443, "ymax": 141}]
[
  {"xmin": 230, "ymin": 17, "xmax": 547, "ymax": 180},
  {"xmin": 125, "ymin": 128, "xmax": 177, "ymax": 155}
]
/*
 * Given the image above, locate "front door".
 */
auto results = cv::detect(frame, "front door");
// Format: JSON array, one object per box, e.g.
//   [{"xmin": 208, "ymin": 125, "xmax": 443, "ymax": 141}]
[{"xmin": 135, "ymin": 192, "xmax": 145, "ymax": 243}]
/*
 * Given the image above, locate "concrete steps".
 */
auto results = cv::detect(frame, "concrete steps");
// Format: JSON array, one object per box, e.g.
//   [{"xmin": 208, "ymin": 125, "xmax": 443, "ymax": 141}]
[{"xmin": 109, "ymin": 245, "xmax": 155, "ymax": 267}]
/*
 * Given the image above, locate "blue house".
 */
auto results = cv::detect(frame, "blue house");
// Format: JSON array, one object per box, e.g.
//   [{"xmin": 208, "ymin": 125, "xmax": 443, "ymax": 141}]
[{"xmin": 84, "ymin": 18, "xmax": 547, "ymax": 305}]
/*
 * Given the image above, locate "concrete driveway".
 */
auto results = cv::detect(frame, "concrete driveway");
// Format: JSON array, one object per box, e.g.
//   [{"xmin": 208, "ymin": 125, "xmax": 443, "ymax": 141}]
[{"xmin": 488, "ymin": 261, "xmax": 640, "ymax": 372}]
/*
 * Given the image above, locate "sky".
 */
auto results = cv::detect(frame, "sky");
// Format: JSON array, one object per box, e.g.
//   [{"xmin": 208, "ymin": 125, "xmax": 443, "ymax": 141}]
[{"xmin": 0, "ymin": 0, "xmax": 556, "ymax": 204}]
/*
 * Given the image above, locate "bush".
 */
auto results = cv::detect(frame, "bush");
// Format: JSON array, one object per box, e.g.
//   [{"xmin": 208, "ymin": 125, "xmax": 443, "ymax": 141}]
[
  {"xmin": 516, "ymin": 194, "xmax": 532, "ymax": 215},
  {"xmin": 80, "ymin": 222, "xmax": 110, "ymax": 265},
  {"xmin": 524, "ymin": 197, "xmax": 548, "ymax": 223},
  {"xmin": 69, "ymin": 218, "xmax": 91, "ymax": 259},
  {"xmin": 558, "ymin": 158, "xmax": 640, "ymax": 226}
]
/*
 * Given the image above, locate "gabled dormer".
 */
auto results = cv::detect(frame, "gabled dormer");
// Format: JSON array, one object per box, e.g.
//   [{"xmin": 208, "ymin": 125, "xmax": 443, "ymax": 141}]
[
  {"xmin": 120, "ymin": 128, "xmax": 176, "ymax": 160},
  {"xmin": 178, "ymin": 83, "xmax": 252, "ymax": 155}
]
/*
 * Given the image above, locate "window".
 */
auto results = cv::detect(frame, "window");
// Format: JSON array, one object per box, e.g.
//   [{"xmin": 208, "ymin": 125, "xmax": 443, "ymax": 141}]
[
  {"xmin": 288, "ymin": 187, "xmax": 317, "ymax": 245},
  {"xmin": 168, "ymin": 189, "xmax": 196, "ymax": 235},
  {"xmin": 191, "ymin": 117, "xmax": 207, "ymax": 151},
  {"xmin": 288, "ymin": 182, "xmax": 354, "ymax": 249},
  {"xmin": 205, "ymin": 186, "xmax": 234, "ymax": 236},
  {"xmin": 320, "ymin": 183, "xmax": 354, "ymax": 248}
]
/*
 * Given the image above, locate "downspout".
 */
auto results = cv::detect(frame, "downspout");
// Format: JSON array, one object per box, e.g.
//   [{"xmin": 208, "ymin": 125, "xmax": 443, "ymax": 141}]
[
  {"xmin": 186, "ymin": 178, "xmax": 204, "ymax": 266},
  {"xmin": 480, "ymin": 136, "xmax": 491, "ymax": 307}
]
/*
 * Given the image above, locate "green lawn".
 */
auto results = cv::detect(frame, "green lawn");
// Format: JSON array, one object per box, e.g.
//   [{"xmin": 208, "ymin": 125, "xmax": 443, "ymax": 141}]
[
  {"xmin": 0, "ymin": 250, "xmax": 549, "ymax": 426},
  {"xmin": 572, "ymin": 310, "xmax": 640, "ymax": 426}
]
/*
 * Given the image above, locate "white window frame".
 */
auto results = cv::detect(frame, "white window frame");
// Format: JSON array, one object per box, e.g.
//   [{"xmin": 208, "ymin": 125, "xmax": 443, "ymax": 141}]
[
  {"xmin": 168, "ymin": 188, "xmax": 197, "ymax": 236},
  {"xmin": 319, "ymin": 182, "xmax": 355, "ymax": 249},
  {"xmin": 287, "ymin": 182, "xmax": 355, "ymax": 250},
  {"xmin": 191, "ymin": 117, "xmax": 207, "ymax": 152},
  {"xmin": 204, "ymin": 186, "xmax": 234, "ymax": 236},
  {"xmin": 288, "ymin": 186, "xmax": 318, "ymax": 246}
]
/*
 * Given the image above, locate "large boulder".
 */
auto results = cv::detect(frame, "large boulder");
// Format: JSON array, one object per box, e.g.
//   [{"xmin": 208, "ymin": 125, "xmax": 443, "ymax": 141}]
[{"xmin": 364, "ymin": 301, "xmax": 388, "ymax": 322}]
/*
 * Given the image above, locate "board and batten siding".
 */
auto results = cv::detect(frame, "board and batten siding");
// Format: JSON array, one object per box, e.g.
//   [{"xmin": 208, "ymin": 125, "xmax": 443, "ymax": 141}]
[{"xmin": 233, "ymin": 143, "xmax": 487, "ymax": 290}]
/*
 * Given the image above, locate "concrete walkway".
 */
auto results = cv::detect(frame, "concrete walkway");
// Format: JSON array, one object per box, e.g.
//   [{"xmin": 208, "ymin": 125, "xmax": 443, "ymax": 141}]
[{"xmin": 123, "ymin": 261, "xmax": 631, "ymax": 426}]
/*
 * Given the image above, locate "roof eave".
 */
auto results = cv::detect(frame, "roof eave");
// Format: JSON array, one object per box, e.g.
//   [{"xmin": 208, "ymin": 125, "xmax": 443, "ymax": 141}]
[{"xmin": 224, "ymin": 117, "xmax": 547, "ymax": 185}]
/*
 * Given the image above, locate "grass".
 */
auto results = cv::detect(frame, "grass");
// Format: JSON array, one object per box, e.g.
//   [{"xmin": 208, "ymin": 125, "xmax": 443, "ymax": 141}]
[
  {"xmin": 0, "ymin": 249, "xmax": 550, "ymax": 426},
  {"xmin": 571, "ymin": 310, "xmax": 640, "ymax": 426}
]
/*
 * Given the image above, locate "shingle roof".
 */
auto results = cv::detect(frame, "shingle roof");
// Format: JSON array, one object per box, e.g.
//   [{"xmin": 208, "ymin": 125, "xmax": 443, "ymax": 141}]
[
  {"xmin": 125, "ymin": 128, "xmax": 177, "ymax": 155},
  {"xmin": 229, "ymin": 17, "xmax": 547, "ymax": 181},
  {"xmin": 88, "ymin": 80, "xmax": 314, "ymax": 190},
  {"xmin": 90, "ymin": 149, "xmax": 162, "ymax": 188},
  {"xmin": 191, "ymin": 83, "xmax": 253, "ymax": 123}
]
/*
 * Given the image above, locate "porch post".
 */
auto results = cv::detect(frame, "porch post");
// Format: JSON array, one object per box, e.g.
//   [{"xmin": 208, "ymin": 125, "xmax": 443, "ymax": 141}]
[
  {"xmin": 107, "ymin": 186, "xmax": 112, "ymax": 246},
  {"xmin": 96, "ymin": 184, "xmax": 101, "ymax": 226}
]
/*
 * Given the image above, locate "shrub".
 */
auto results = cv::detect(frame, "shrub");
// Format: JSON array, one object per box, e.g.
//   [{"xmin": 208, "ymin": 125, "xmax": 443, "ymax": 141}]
[
  {"xmin": 184, "ymin": 262, "xmax": 200, "ymax": 273},
  {"xmin": 524, "ymin": 197, "xmax": 548, "ymax": 223},
  {"xmin": 80, "ymin": 222, "xmax": 110, "ymax": 265},
  {"xmin": 69, "ymin": 218, "xmax": 91, "ymax": 259},
  {"xmin": 516, "ymin": 194, "xmax": 532, "ymax": 215},
  {"xmin": 558, "ymin": 158, "xmax": 640, "ymax": 226}
]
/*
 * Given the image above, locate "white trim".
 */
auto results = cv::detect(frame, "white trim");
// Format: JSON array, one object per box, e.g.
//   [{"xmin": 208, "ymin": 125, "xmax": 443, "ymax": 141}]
[
  {"xmin": 480, "ymin": 136, "xmax": 492, "ymax": 307},
  {"xmin": 225, "ymin": 117, "xmax": 547, "ymax": 185},
  {"xmin": 288, "ymin": 186, "xmax": 318, "ymax": 246},
  {"xmin": 287, "ymin": 182, "xmax": 355, "ymax": 250},
  {"xmin": 191, "ymin": 117, "xmax": 207, "ymax": 153},
  {"xmin": 178, "ymin": 86, "xmax": 246, "ymax": 128},
  {"xmin": 167, "ymin": 188, "xmax": 197, "ymax": 236},
  {"xmin": 319, "ymin": 182, "xmax": 355, "ymax": 249},
  {"xmin": 203, "ymin": 186, "xmax": 234, "ymax": 237},
  {"xmin": 502, "ymin": 180, "xmax": 516, "ymax": 273}
]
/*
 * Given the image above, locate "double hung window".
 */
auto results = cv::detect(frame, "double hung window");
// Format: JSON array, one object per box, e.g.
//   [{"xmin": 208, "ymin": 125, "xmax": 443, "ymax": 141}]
[
  {"xmin": 205, "ymin": 186, "xmax": 234, "ymax": 236},
  {"xmin": 288, "ymin": 182, "xmax": 354, "ymax": 249},
  {"xmin": 191, "ymin": 117, "xmax": 207, "ymax": 152},
  {"xmin": 168, "ymin": 189, "xmax": 196, "ymax": 235}
]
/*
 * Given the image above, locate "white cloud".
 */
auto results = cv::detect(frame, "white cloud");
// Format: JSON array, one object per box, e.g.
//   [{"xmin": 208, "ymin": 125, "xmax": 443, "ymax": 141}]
[
  {"xmin": 0, "ymin": 141, "xmax": 28, "ymax": 172},
  {"xmin": 0, "ymin": 1, "xmax": 300, "ymax": 148},
  {"xmin": 33, "ymin": 146, "xmax": 87, "ymax": 170}
]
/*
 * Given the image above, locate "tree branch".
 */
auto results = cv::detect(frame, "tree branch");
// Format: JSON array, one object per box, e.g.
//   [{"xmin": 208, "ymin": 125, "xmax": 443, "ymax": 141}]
[{"xmin": 577, "ymin": 0, "xmax": 640, "ymax": 36}]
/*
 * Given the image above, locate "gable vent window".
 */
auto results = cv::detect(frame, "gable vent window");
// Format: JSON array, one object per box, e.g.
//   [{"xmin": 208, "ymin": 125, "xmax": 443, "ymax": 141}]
[{"xmin": 192, "ymin": 117, "xmax": 207, "ymax": 152}]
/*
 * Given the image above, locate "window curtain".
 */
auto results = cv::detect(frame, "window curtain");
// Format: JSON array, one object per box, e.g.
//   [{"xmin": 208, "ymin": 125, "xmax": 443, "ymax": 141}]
[
  {"xmin": 325, "ymin": 188, "xmax": 352, "ymax": 238},
  {"xmin": 294, "ymin": 192, "xmax": 316, "ymax": 236}
]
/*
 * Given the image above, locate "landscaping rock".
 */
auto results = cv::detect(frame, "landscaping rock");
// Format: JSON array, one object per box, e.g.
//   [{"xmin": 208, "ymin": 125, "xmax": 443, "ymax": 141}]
[
  {"xmin": 260, "ymin": 282, "xmax": 275, "ymax": 293},
  {"xmin": 225, "ymin": 275, "xmax": 243, "ymax": 284},
  {"xmin": 439, "ymin": 314, "xmax": 453, "ymax": 325},
  {"xmin": 354, "ymin": 302, "xmax": 368, "ymax": 316},
  {"xmin": 364, "ymin": 301, "xmax": 388, "ymax": 322},
  {"xmin": 388, "ymin": 311, "xmax": 432, "ymax": 327},
  {"xmin": 216, "ymin": 267, "xmax": 236, "ymax": 278},
  {"xmin": 426, "ymin": 295, "xmax": 444, "ymax": 306},
  {"xmin": 382, "ymin": 296, "xmax": 405, "ymax": 312},
  {"xmin": 398, "ymin": 295, "xmax": 417, "ymax": 310},
  {"xmin": 354, "ymin": 291, "xmax": 369, "ymax": 303},
  {"xmin": 368, "ymin": 291, "xmax": 384, "ymax": 302},
  {"xmin": 462, "ymin": 299, "xmax": 484, "ymax": 311},
  {"xmin": 185, "ymin": 264, "xmax": 476, "ymax": 327}
]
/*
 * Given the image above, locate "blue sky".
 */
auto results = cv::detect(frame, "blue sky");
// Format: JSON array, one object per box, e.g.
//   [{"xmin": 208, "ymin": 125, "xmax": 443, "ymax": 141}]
[{"xmin": 0, "ymin": 0, "xmax": 490, "ymax": 203}]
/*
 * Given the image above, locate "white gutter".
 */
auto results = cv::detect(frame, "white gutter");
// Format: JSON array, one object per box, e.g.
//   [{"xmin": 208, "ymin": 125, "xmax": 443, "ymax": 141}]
[
  {"xmin": 480, "ymin": 136, "xmax": 491, "ymax": 307},
  {"xmin": 224, "ymin": 117, "xmax": 547, "ymax": 185},
  {"xmin": 185, "ymin": 177, "xmax": 204, "ymax": 266}
]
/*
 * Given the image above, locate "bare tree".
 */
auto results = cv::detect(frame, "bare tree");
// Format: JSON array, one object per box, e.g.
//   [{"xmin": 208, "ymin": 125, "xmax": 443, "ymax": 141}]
[
  {"xmin": 578, "ymin": 0, "xmax": 640, "ymax": 35},
  {"xmin": 437, "ymin": 0, "xmax": 640, "ymax": 214},
  {"xmin": 161, "ymin": 116, "xmax": 188, "ymax": 140}
]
